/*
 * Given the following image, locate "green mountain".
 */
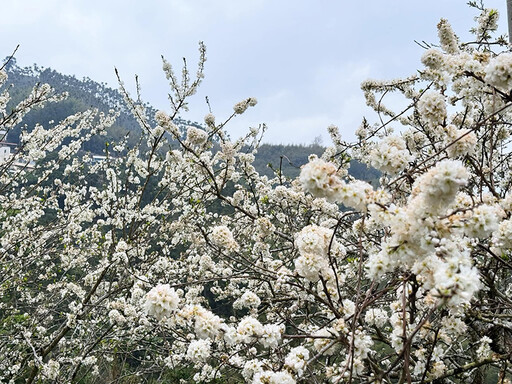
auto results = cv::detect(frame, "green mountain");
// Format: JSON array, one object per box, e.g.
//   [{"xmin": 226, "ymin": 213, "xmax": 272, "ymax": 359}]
[
  {"xmin": 3, "ymin": 59, "xmax": 379, "ymax": 183},
  {"xmin": 3, "ymin": 58, "xmax": 203, "ymax": 153}
]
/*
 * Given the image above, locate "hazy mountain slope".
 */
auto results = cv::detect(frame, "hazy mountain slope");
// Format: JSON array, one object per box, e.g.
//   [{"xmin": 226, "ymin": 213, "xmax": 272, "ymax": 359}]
[{"xmin": 3, "ymin": 59, "xmax": 379, "ymax": 182}]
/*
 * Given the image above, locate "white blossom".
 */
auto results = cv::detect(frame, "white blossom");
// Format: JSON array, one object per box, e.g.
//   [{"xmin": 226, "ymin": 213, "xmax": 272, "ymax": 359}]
[
  {"xmin": 370, "ymin": 135, "xmax": 412, "ymax": 174},
  {"xmin": 186, "ymin": 338, "xmax": 212, "ymax": 362},
  {"xmin": 144, "ymin": 284, "xmax": 181, "ymax": 320},
  {"xmin": 417, "ymin": 90, "xmax": 447, "ymax": 127},
  {"xmin": 484, "ymin": 53, "xmax": 512, "ymax": 91},
  {"xmin": 285, "ymin": 346, "xmax": 309, "ymax": 376}
]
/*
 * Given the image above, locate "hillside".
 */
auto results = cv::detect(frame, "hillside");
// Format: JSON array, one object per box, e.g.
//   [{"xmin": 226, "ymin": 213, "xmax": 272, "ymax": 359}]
[
  {"xmin": 254, "ymin": 143, "xmax": 379, "ymax": 183},
  {"xmin": 3, "ymin": 59, "xmax": 379, "ymax": 183},
  {"xmin": 3, "ymin": 58, "xmax": 203, "ymax": 153}
]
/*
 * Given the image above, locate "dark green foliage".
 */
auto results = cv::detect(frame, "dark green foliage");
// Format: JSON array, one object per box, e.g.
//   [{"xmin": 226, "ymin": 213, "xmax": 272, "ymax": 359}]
[
  {"xmin": 255, "ymin": 143, "xmax": 380, "ymax": 183},
  {"xmin": 348, "ymin": 158, "xmax": 381, "ymax": 185},
  {"xmin": 254, "ymin": 143, "xmax": 324, "ymax": 179}
]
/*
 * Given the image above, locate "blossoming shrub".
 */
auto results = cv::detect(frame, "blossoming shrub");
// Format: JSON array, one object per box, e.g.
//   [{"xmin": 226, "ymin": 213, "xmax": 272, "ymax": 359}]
[{"xmin": 2, "ymin": 4, "xmax": 512, "ymax": 384}]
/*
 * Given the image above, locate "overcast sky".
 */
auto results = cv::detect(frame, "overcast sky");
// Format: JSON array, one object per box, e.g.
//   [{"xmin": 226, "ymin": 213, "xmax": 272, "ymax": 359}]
[{"xmin": 0, "ymin": 1, "xmax": 508, "ymax": 144}]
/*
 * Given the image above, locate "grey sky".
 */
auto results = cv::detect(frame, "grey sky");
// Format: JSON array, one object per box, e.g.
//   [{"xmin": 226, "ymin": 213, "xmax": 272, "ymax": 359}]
[{"xmin": 1, "ymin": 1, "xmax": 508, "ymax": 144}]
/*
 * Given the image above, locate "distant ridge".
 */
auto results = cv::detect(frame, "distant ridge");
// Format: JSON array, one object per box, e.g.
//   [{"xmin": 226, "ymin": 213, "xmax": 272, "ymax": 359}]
[
  {"xmin": 3, "ymin": 58, "xmax": 202, "ymax": 154},
  {"xmin": 2, "ymin": 59, "xmax": 379, "ymax": 183}
]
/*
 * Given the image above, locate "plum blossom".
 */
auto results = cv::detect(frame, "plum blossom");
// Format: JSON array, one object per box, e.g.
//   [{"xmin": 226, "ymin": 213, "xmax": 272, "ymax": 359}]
[
  {"xmin": 237, "ymin": 317, "xmax": 264, "ymax": 343},
  {"xmin": 186, "ymin": 338, "xmax": 212, "ymax": 362},
  {"xmin": 484, "ymin": 53, "xmax": 512, "ymax": 91},
  {"xmin": 417, "ymin": 90, "xmax": 447, "ymax": 127},
  {"xmin": 369, "ymin": 135, "xmax": 412, "ymax": 174},
  {"xmin": 412, "ymin": 159, "xmax": 469, "ymax": 212},
  {"xmin": 186, "ymin": 126, "xmax": 208, "ymax": 145},
  {"xmin": 211, "ymin": 225, "xmax": 239, "ymax": 252},
  {"xmin": 299, "ymin": 155, "xmax": 343, "ymax": 202},
  {"xmin": 444, "ymin": 125, "xmax": 477, "ymax": 158},
  {"xmin": 144, "ymin": 284, "xmax": 181, "ymax": 320},
  {"xmin": 437, "ymin": 18, "xmax": 459, "ymax": 54},
  {"xmin": 285, "ymin": 346, "xmax": 309, "ymax": 376}
]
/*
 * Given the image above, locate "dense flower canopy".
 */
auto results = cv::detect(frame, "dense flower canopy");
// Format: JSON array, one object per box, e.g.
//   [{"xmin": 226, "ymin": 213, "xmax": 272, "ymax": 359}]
[{"xmin": 1, "ymin": 4, "xmax": 512, "ymax": 384}]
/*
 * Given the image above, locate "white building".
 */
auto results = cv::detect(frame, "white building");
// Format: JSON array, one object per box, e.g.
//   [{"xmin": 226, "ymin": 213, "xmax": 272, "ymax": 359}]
[{"xmin": 0, "ymin": 130, "xmax": 15, "ymax": 163}]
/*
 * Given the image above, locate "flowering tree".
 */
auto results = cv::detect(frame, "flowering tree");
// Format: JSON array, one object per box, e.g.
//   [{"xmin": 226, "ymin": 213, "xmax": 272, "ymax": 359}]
[{"xmin": 2, "ymin": 4, "xmax": 512, "ymax": 384}]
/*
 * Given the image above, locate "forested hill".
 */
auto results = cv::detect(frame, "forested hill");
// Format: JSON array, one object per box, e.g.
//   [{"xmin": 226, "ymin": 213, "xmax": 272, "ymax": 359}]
[
  {"xmin": 3, "ymin": 58, "xmax": 203, "ymax": 153},
  {"xmin": 3, "ymin": 60, "xmax": 379, "ymax": 183},
  {"xmin": 254, "ymin": 143, "xmax": 379, "ymax": 183}
]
